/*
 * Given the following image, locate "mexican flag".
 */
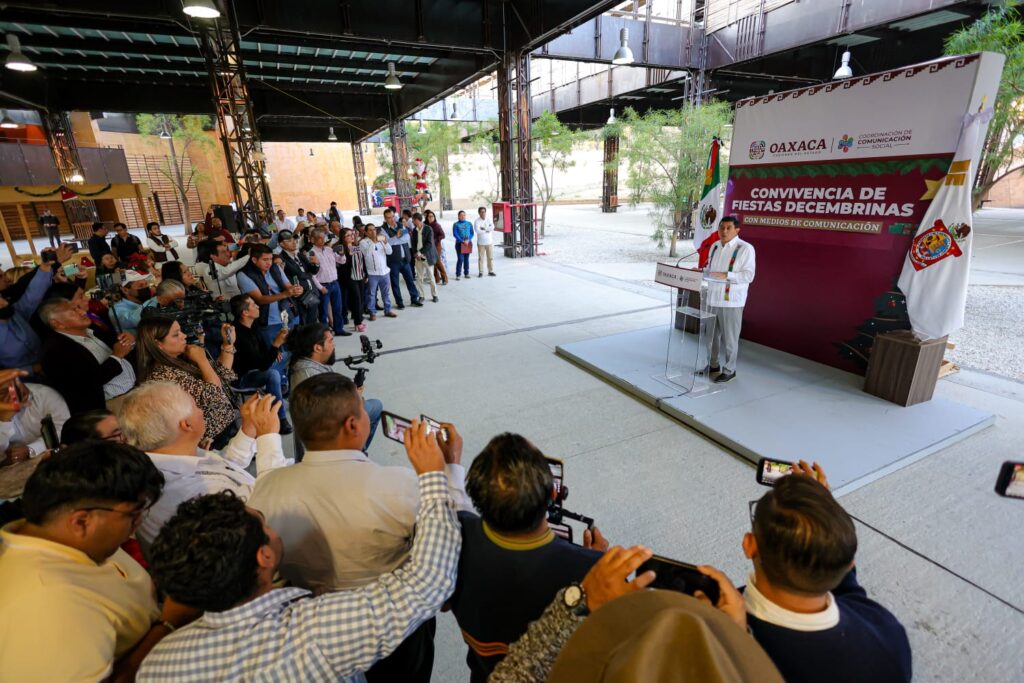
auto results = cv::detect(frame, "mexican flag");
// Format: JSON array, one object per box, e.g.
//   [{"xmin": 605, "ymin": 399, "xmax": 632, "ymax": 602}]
[
  {"xmin": 897, "ymin": 108, "xmax": 991, "ymax": 340},
  {"xmin": 695, "ymin": 137, "xmax": 722, "ymax": 268}
]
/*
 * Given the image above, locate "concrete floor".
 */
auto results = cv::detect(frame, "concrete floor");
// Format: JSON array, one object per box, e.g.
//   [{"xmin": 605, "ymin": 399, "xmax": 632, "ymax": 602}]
[{"xmin": 343, "ymin": 240, "xmax": 1024, "ymax": 682}]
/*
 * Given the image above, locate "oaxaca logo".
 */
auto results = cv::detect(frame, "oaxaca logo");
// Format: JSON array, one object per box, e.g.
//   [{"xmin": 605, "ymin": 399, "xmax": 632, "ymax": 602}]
[
  {"xmin": 748, "ymin": 140, "xmax": 766, "ymax": 160},
  {"xmin": 769, "ymin": 138, "xmax": 828, "ymax": 155},
  {"xmin": 838, "ymin": 134, "xmax": 854, "ymax": 153},
  {"xmin": 909, "ymin": 219, "xmax": 969, "ymax": 271}
]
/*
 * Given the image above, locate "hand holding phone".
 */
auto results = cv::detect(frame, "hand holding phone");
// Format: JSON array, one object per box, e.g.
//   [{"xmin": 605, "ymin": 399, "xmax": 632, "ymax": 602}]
[
  {"xmin": 636, "ymin": 555, "xmax": 721, "ymax": 605},
  {"xmin": 756, "ymin": 457, "xmax": 794, "ymax": 486},
  {"xmin": 995, "ymin": 461, "xmax": 1024, "ymax": 499}
]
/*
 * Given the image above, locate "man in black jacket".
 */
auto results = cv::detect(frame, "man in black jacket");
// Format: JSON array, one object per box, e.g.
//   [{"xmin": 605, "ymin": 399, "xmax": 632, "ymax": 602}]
[
  {"xmin": 110, "ymin": 223, "xmax": 145, "ymax": 262},
  {"xmin": 229, "ymin": 294, "xmax": 292, "ymax": 435},
  {"xmin": 87, "ymin": 222, "xmax": 112, "ymax": 265},
  {"xmin": 381, "ymin": 208, "xmax": 421, "ymax": 308},
  {"xmin": 276, "ymin": 230, "xmax": 321, "ymax": 325}
]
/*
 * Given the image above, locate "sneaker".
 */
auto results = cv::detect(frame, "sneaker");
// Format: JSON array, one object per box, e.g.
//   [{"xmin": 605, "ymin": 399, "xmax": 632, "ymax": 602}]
[
  {"xmin": 412, "ymin": 300, "xmax": 424, "ymax": 307},
  {"xmin": 385, "ymin": 311, "xmax": 397, "ymax": 318},
  {"xmin": 336, "ymin": 330, "xmax": 352, "ymax": 337},
  {"xmin": 455, "ymin": 276, "xmax": 460, "ymax": 281},
  {"xmin": 368, "ymin": 314, "xmax": 377, "ymax": 321},
  {"xmin": 396, "ymin": 303, "xmax": 405, "ymax": 310},
  {"xmin": 356, "ymin": 323, "xmax": 367, "ymax": 332},
  {"xmin": 279, "ymin": 419, "xmax": 294, "ymax": 435},
  {"xmin": 432, "ymin": 296, "xmax": 438, "ymax": 303},
  {"xmin": 488, "ymin": 272, "xmax": 496, "ymax": 277},
  {"xmin": 713, "ymin": 371, "xmax": 736, "ymax": 384}
]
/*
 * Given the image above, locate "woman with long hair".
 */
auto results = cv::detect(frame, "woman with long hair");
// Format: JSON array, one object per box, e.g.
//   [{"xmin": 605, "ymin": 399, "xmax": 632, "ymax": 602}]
[
  {"xmin": 135, "ymin": 315, "xmax": 239, "ymax": 448},
  {"xmin": 338, "ymin": 228, "xmax": 367, "ymax": 332},
  {"xmin": 160, "ymin": 261, "xmax": 208, "ymax": 293},
  {"xmin": 423, "ymin": 209, "xmax": 448, "ymax": 286}
]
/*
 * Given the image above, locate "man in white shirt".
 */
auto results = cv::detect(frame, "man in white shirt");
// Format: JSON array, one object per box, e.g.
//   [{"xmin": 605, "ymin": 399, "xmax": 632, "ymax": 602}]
[
  {"xmin": 474, "ymin": 206, "xmax": 497, "ymax": 277},
  {"xmin": 0, "ymin": 378, "xmax": 69, "ymax": 462},
  {"xmin": 248, "ymin": 372, "xmax": 472, "ymax": 681},
  {"xmin": 358, "ymin": 224, "xmax": 396, "ymax": 319},
  {"xmin": 272, "ymin": 209, "xmax": 296, "ymax": 234},
  {"xmin": 192, "ymin": 240, "xmax": 247, "ymax": 301},
  {"xmin": 702, "ymin": 216, "xmax": 756, "ymax": 383},
  {"xmin": 295, "ymin": 207, "xmax": 306, "ymax": 225},
  {"xmin": 118, "ymin": 381, "xmax": 291, "ymax": 550},
  {"xmin": 308, "ymin": 228, "xmax": 347, "ymax": 335}
]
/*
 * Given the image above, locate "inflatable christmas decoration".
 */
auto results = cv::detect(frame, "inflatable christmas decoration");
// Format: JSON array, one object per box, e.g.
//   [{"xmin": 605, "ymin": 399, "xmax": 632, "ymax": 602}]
[{"xmin": 412, "ymin": 157, "xmax": 430, "ymax": 206}]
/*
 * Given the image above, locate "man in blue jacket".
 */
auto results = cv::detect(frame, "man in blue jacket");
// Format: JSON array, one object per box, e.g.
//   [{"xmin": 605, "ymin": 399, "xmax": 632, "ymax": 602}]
[
  {"xmin": 0, "ymin": 248, "xmax": 65, "ymax": 371},
  {"xmin": 452, "ymin": 210, "xmax": 474, "ymax": 280}
]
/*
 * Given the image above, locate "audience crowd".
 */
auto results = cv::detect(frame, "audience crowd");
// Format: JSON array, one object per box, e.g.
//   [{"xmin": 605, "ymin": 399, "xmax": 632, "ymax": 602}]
[{"xmin": 0, "ymin": 201, "xmax": 911, "ymax": 682}]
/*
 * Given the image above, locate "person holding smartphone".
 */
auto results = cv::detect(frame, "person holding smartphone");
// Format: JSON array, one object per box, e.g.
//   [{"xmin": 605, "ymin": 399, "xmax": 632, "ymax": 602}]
[
  {"xmin": 229, "ymin": 294, "xmax": 293, "ymax": 435},
  {"xmin": 0, "ymin": 369, "xmax": 70, "ymax": 464},
  {"xmin": 358, "ymin": 225, "xmax": 397, "ymax": 319}
]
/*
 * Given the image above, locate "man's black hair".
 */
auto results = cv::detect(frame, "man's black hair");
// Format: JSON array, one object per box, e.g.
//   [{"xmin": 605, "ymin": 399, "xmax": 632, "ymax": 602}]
[
  {"xmin": 752, "ymin": 475, "xmax": 857, "ymax": 595},
  {"xmin": 60, "ymin": 409, "xmax": 114, "ymax": 445},
  {"xmin": 229, "ymin": 293, "xmax": 252, "ymax": 321},
  {"xmin": 478, "ymin": 206, "xmax": 487, "ymax": 213},
  {"xmin": 401, "ymin": 209, "xmax": 412, "ymax": 218},
  {"xmin": 92, "ymin": 221, "xmax": 105, "ymax": 232},
  {"xmin": 466, "ymin": 433, "xmax": 553, "ymax": 534},
  {"xmin": 247, "ymin": 243, "xmax": 273, "ymax": 260},
  {"xmin": 146, "ymin": 221, "xmax": 160, "ymax": 231},
  {"xmin": 412, "ymin": 212, "xmax": 423, "ymax": 222},
  {"xmin": 196, "ymin": 238, "xmax": 223, "ymax": 264},
  {"xmin": 382, "ymin": 207, "xmax": 394, "ymax": 216},
  {"xmin": 720, "ymin": 215, "xmax": 740, "ymax": 227},
  {"xmin": 148, "ymin": 491, "xmax": 268, "ymax": 612},
  {"xmin": 21, "ymin": 441, "xmax": 164, "ymax": 525},
  {"xmin": 113, "ymin": 222, "xmax": 127, "ymax": 230},
  {"xmin": 287, "ymin": 322, "xmax": 330, "ymax": 365}
]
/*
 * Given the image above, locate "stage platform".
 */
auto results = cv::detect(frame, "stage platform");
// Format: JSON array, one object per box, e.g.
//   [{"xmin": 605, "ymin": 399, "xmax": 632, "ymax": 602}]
[{"xmin": 556, "ymin": 326, "xmax": 994, "ymax": 495}]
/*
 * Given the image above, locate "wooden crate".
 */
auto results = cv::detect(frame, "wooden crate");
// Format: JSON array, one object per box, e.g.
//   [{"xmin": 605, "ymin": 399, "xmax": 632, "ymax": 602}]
[{"xmin": 864, "ymin": 331, "xmax": 947, "ymax": 407}]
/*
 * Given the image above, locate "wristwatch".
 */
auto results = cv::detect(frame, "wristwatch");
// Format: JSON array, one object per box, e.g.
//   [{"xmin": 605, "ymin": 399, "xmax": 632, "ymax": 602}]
[{"xmin": 563, "ymin": 582, "xmax": 590, "ymax": 617}]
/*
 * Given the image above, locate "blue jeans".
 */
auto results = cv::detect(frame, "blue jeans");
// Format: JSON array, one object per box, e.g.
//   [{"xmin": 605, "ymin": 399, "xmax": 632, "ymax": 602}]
[
  {"xmin": 260, "ymin": 323, "xmax": 292, "ymax": 380},
  {"xmin": 366, "ymin": 274, "xmax": 392, "ymax": 314},
  {"xmin": 389, "ymin": 260, "xmax": 420, "ymax": 305},
  {"xmin": 294, "ymin": 396, "xmax": 383, "ymax": 461},
  {"xmin": 319, "ymin": 280, "xmax": 346, "ymax": 333},
  {"xmin": 236, "ymin": 368, "xmax": 288, "ymax": 418},
  {"xmin": 455, "ymin": 249, "xmax": 470, "ymax": 276}
]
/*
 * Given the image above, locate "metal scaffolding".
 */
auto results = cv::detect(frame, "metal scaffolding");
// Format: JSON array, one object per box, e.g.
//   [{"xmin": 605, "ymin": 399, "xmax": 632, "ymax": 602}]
[
  {"xmin": 601, "ymin": 134, "xmax": 620, "ymax": 214},
  {"xmin": 351, "ymin": 142, "xmax": 371, "ymax": 216},
  {"xmin": 197, "ymin": 0, "xmax": 272, "ymax": 230},
  {"xmin": 497, "ymin": 49, "xmax": 535, "ymax": 258},
  {"xmin": 389, "ymin": 118, "xmax": 414, "ymax": 212},
  {"xmin": 41, "ymin": 111, "xmax": 96, "ymax": 223}
]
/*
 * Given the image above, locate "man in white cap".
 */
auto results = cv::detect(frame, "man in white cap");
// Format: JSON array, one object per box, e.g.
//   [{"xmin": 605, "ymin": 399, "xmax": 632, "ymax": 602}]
[{"xmin": 111, "ymin": 271, "xmax": 155, "ymax": 336}]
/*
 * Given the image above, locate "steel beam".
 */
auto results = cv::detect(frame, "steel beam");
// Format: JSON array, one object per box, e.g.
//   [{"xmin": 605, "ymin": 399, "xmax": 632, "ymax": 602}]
[
  {"xmin": 496, "ymin": 47, "xmax": 535, "ymax": 258},
  {"xmin": 389, "ymin": 118, "xmax": 413, "ymax": 212},
  {"xmin": 602, "ymin": 133, "xmax": 619, "ymax": 213},
  {"xmin": 351, "ymin": 142, "xmax": 371, "ymax": 215},
  {"xmin": 197, "ymin": 0, "xmax": 273, "ymax": 230},
  {"xmin": 41, "ymin": 111, "xmax": 96, "ymax": 223}
]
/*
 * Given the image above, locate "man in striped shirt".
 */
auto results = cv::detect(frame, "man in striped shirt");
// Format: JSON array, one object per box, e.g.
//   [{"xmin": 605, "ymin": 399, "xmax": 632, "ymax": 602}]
[{"xmin": 138, "ymin": 421, "xmax": 459, "ymax": 682}]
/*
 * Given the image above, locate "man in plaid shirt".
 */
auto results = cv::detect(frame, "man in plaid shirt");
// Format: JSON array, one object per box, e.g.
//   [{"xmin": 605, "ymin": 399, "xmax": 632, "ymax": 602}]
[{"xmin": 137, "ymin": 421, "xmax": 460, "ymax": 682}]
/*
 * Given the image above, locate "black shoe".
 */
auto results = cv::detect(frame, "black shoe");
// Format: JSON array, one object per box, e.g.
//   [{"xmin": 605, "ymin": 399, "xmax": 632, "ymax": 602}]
[
  {"xmin": 412, "ymin": 300, "xmax": 424, "ymax": 307},
  {"xmin": 432, "ymin": 296, "xmax": 438, "ymax": 303},
  {"xmin": 396, "ymin": 303, "xmax": 405, "ymax": 310},
  {"xmin": 478, "ymin": 273, "xmax": 483, "ymax": 278},
  {"xmin": 336, "ymin": 330, "xmax": 352, "ymax": 337},
  {"xmin": 713, "ymin": 371, "xmax": 736, "ymax": 384},
  {"xmin": 488, "ymin": 272, "xmax": 496, "ymax": 277},
  {"xmin": 279, "ymin": 419, "xmax": 294, "ymax": 435},
  {"xmin": 455, "ymin": 276, "xmax": 460, "ymax": 280}
]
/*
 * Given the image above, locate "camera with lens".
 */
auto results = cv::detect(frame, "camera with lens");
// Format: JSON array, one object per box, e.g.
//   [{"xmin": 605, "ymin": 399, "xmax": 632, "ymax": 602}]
[
  {"xmin": 142, "ymin": 289, "xmax": 226, "ymax": 345},
  {"xmin": 342, "ymin": 335, "xmax": 383, "ymax": 388},
  {"xmin": 545, "ymin": 457, "xmax": 596, "ymax": 545}
]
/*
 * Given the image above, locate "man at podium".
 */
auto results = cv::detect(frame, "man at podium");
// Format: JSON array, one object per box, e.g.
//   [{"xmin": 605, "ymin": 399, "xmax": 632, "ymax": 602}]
[{"xmin": 704, "ymin": 216, "xmax": 756, "ymax": 383}]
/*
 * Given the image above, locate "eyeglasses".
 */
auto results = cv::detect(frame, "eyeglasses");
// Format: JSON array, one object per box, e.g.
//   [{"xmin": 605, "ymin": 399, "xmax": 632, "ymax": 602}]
[{"xmin": 79, "ymin": 501, "xmax": 152, "ymax": 524}]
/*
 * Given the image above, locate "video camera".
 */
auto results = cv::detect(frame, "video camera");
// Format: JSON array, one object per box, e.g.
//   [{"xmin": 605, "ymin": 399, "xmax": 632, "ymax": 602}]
[
  {"xmin": 545, "ymin": 457, "xmax": 595, "ymax": 544},
  {"xmin": 141, "ymin": 289, "xmax": 226, "ymax": 345},
  {"xmin": 342, "ymin": 335, "xmax": 383, "ymax": 388}
]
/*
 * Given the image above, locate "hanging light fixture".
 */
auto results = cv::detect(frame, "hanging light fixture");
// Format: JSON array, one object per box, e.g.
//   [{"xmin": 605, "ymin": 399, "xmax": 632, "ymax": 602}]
[
  {"xmin": 0, "ymin": 110, "xmax": 20, "ymax": 129},
  {"xmin": 606, "ymin": 108, "xmax": 616, "ymax": 125},
  {"xmin": 833, "ymin": 50, "xmax": 853, "ymax": 79},
  {"xmin": 450, "ymin": 102, "xmax": 458, "ymax": 118},
  {"xmin": 5, "ymin": 34, "xmax": 37, "ymax": 72},
  {"xmin": 384, "ymin": 62, "xmax": 402, "ymax": 90},
  {"xmin": 183, "ymin": 0, "xmax": 221, "ymax": 19},
  {"xmin": 159, "ymin": 128, "xmax": 171, "ymax": 140},
  {"xmin": 69, "ymin": 171, "xmax": 85, "ymax": 184},
  {"xmin": 309, "ymin": 148, "xmax": 315, "ymax": 157},
  {"xmin": 418, "ymin": 117, "xmax": 426, "ymax": 134},
  {"xmin": 327, "ymin": 126, "xmax": 338, "ymax": 142},
  {"xmin": 612, "ymin": 28, "xmax": 634, "ymax": 65}
]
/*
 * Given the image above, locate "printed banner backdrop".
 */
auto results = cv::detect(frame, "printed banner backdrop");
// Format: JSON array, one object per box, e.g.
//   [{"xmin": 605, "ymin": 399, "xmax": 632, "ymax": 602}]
[{"xmin": 725, "ymin": 53, "xmax": 1004, "ymax": 373}]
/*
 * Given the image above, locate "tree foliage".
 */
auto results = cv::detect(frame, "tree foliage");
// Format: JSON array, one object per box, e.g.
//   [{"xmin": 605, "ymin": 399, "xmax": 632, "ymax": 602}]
[
  {"xmin": 464, "ymin": 122, "xmax": 501, "ymax": 203},
  {"xmin": 945, "ymin": 3, "xmax": 1024, "ymax": 208},
  {"xmin": 136, "ymin": 114, "xmax": 214, "ymax": 227},
  {"xmin": 603, "ymin": 103, "xmax": 732, "ymax": 254},
  {"xmin": 531, "ymin": 111, "xmax": 581, "ymax": 237},
  {"xmin": 408, "ymin": 121, "xmax": 463, "ymax": 217}
]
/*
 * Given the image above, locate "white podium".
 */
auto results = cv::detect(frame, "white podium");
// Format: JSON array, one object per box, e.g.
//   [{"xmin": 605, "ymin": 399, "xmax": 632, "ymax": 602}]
[{"xmin": 653, "ymin": 263, "xmax": 723, "ymax": 397}]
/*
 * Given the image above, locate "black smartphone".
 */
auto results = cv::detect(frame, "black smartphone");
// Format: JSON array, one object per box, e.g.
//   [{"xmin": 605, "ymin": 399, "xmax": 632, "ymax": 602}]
[
  {"xmin": 756, "ymin": 457, "xmax": 795, "ymax": 486},
  {"xmin": 637, "ymin": 555, "xmax": 720, "ymax": 605},
  {"xmin": 420, "ymin": 415, "xmax": 448, "ymax": 442},
  {"xmin": 40, "ymin": 415, "xmax": 59, "ymax": 452},
  {"xmin": 995, "ymin": 461, "xmax": 1024, "ymax": 499},
  {"xmin": 381, "ymin": 411, "xmax": 412, "ymax": 444},
  {"xmin": 547, "ymin": 457, "xmax": 564, "ymax": 499}
]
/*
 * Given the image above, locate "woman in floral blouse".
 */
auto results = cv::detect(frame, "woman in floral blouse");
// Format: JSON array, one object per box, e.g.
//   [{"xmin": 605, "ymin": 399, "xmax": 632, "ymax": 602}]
[{"xmin": 135, "ymin": 315, "xmax": 239, "ymax": 448}]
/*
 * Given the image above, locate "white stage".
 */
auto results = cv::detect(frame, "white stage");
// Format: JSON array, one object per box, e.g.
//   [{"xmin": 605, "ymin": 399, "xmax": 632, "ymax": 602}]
[{"xmin": 556, "ymin": 326, "xmax": 994, "ymax": 494}]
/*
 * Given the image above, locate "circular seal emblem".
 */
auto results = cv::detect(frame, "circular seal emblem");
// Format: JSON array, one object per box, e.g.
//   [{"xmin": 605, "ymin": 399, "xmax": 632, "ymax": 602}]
[
  {"xmin": 748, "ymin": 140, "xmax": 766, "ymax": 160},
  {"xmin": 912, "ymin": 231, "xmax": 952, "ymax": 264},
  {"xmin": 700, "ymin": 204, "xmax": 718, "ymax": 229}
]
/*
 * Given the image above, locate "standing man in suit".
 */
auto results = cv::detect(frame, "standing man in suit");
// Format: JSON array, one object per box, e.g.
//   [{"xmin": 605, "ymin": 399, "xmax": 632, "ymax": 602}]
[
  {"xmin": 381, "ymin": 208, "xmax": 422, "ymax": 308},
  {"xmin": 410, "ymin": 213, "xmax": 439, "ymax": 303},
  {"xmin": 703, "ymin": 216, "xmax": 756, "ymax": 384}
]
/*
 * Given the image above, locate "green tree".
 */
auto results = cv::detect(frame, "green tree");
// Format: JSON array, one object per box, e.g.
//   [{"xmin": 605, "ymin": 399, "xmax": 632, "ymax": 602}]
[
  {"xmin": 946, "ymin": 3, "xmax": 1024, "ymax": 208},
  {"xmin": 408, "ymin": 120, "xmax": 464, "ymax": 217},
  {"xmin": 531, "ymin": 111, "xmax": 580, "ymax": 237},
  {"xmin": 465, "ymin": 122, "xmax": 501, "ymax": 203},
  {"xmin": 604, "ymin": 103, "xmax": 732, "ymax": 256},
  {"xmin": 135, "ymin": 114, "xmax": 214, "ymax": 228}
]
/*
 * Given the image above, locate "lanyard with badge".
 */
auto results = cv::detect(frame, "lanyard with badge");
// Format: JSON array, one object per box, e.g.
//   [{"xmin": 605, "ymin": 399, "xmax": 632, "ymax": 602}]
[{"xmin": 710, "ymin": 243, "xmax": 742, "ymax": 302}]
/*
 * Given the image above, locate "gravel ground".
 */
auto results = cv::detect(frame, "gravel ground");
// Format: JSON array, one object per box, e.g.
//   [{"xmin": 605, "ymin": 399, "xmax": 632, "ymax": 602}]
[{"xmin": 538, "ymin": 204, "xmax": 1024, "ymax": 383}]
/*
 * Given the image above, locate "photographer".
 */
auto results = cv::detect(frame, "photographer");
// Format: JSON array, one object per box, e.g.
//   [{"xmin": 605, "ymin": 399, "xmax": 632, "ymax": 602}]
[
  {"xmin": 230, "ymin": 294, "xmax": 292, "ymax": 435},
  {"xmin": 700, "ymin": 462, "xmax": 911, "ymax": 683},
  {"xmin": 142, "ymin": 279, "xmax": 186, "ymax": 314},
  {"xmin": 146, "ymin": 222, "xmax": 180, "ymax": 263},
  {"xmin": 136, "ymin": 316, "xmax": 238, "ymax": 449},
  {"xmin": 288, "ymin": 322, "xmax": 383, "ymax": 452},
  {"xmin": 237, "ymin": 243, "xmax": 303, "ymax": 347},
  {"xmin": 111, "ymin": 271, "xmax": 154, "ymax": 336},
  {"xmin": 192, "ymin": 239, "xmax": 246, "ymax": 302},
  {"xmin": 449, "ymin": 434, "xmax": 609, "ymax": 682}
]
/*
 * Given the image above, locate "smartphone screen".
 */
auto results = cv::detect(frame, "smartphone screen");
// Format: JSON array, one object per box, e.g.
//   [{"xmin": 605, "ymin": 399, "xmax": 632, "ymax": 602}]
[
  {"xmin": 40, "ymin": 415, "xmax": 59, "ymax": 452},
  {"xmin": 62, "ymin": 264, "xmax": 79, "ymax": 277},
  {"xmin": 757, "ymin": 457, "xmax": 794, "ymax": 486},
  {"xmin": 547, "ymin": 458, "xmax": 564, "ymax": 498},
  {"xmin": 996, "ymin": 461, "xmax": 1024, "ymax": 499},
  {"xmin": 637, "ymin": 555, "xmax": 720, "ymax": 604},
  {"xmin": 420, "ymin": 415, "xmax": 447, "ymax": 442},
  {"xmin": 382, "ymin": 411, "xmax": 412, "ymax": 444}
]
